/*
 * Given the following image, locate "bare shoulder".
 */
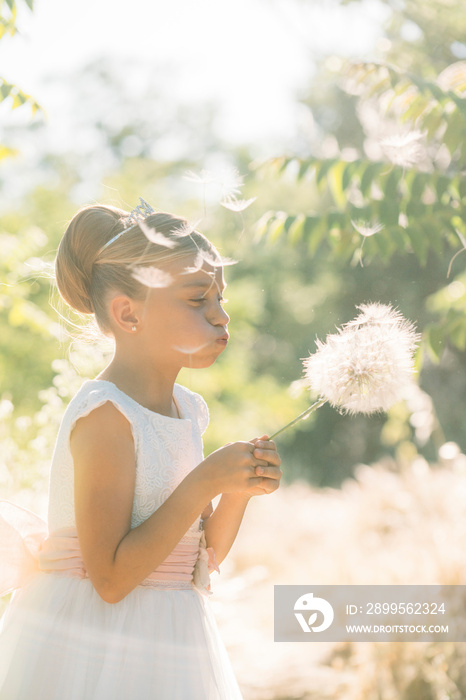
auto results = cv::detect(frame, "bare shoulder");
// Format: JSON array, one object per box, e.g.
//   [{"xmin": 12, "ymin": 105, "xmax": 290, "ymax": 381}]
[
  {"xmin": 71, "ymin": 401, "xmax": 133, "ymax": 453},
  {"xmin": 70, "ymin": 401, "xmax": 136, "ymax": 493}
]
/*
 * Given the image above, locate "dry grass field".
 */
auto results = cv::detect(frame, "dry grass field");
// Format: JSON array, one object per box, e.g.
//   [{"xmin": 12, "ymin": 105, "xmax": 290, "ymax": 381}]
[{"xmin": 211, "ymin": 448, "xmax": 466, "ymax": 699}]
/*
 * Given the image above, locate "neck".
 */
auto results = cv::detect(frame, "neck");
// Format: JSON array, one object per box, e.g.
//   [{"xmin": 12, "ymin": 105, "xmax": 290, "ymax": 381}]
[{"xmin": 97, "ymin": 353, "xmax": 180, "ymax": 417}]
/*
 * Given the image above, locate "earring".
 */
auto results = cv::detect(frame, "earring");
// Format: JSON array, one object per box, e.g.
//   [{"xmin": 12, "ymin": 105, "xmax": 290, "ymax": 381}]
[{"xmin": 131, "ymin": 325, "xmax": 137, "ymax": 332}]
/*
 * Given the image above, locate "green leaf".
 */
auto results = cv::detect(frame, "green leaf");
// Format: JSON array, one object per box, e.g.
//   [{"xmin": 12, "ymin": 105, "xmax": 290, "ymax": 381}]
[
  {"xmin": 401, "ymin": 94, "xmax": 429, "ymax": 124},
  {"xmin": 378, "ymin": 198, "xmax": 400, "ymax": 226},
  {"xmin": 424, "ymin": 221, "xmax": 444, "ymax": 258},
  {"xmin": 267, "ymin": 213, "xmax": 293, "ymax": 243},
  {"xmin": 436, "ymin": 175, "xmax": 451, "ymax": 201},
  {"xmin": 406, "ymin": 225, "xmax": 428, "ymax": 265},
  {"xmin": 360, "ymin": 162, "xmax": 384, "ymax": 197},
  {"xmin": 254, "ymin": 211, "xmax": 275, "ymax": 240},
  {"xmin": 448, "ymin": 317, "xmax": 466, "ymax": 350},
  {"xmin": 306, "ymin": 216, "xmax": 327, "ymax": 255},
  {"xmin": 423, "ymin": 108, "xmax": 446, "ymax": 140},
  {"xmin": 381, "ymin": 167, "xmax": 402, "ymax": 200},
  {"xmin": 315, "ymin": 159, "xmax": 337, "ymax": 186},
  {"xmin": 0, "ymin": 81, "xmax": 12, "ymax": 101},
  {"xmin": 406, "ymin": 196, "xmax": 425, "ymax": 220},
  {"xmin": 411, "ymin": 173, "xmax": 429, "ymax": 200},
  {"xmin": 11, "ymin": 91, "xmax": 26, "ymax": 109},
  {"xmin": 297, "ymin": 159, "xmax": 312, "ymax": 181},
  {"xmin": 342, "ymin": 160, "xmax": 359, "ymax": 191},
  {"xmin": 327, "ymin": 160, "xmax": 348, "ymax": 208},
  {"xmin": 288, "ymin": 214, "xmax": 306, "ymax": 244},
  {"xmin": 426, "ymin": 325, "xmax": 445, "ymax": 362},
  {"xmin": 443, "ymin": 108, "xmax": 466, "ymax": 155}
]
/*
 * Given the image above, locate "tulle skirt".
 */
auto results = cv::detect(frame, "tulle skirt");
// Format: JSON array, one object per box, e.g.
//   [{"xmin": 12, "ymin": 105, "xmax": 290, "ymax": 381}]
[{"xmin": 0, "ymin": 574, "xmax": 244, "ymax": 700}]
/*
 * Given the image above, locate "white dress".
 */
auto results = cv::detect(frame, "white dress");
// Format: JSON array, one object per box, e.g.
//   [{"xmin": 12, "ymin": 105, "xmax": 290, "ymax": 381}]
[{"xmin": 0, "ymin": 380, "xmax": 244, "ymax": 700}]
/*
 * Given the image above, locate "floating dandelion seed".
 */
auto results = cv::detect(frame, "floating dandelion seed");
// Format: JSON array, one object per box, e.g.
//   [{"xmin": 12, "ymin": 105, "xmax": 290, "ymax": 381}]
[
  {"xmin": 380, "ymin": 131, "xmax": 425, "ymax": 168},
  {"xmin": 269, "ymin": 303, "xmax": 419, "ymax": 439},
  {"xmin": 131, "ymin": 266, "xmax": 173, "ymax": 288},
  {"xmin": 184, "ymin": 167, "xmax": 244, "ymax": 199},
  {"xmin": 138, "ymin": 220, "xmax": 177, "ymax": 248},
  {"xmin": 200, "ymin": 250, "xmax": 237, "ymax": 268},
  {"xmin": 351, "ymin": 220, "xmax": 385, "ymax": 238},
  {"xmin": 220, "ymin": 196, "xmax": 257, "ymax": 212},
  {"xmin": 181, "ymin": 252, "xmax": 205, "ymax": 275},
  {"xmin": 171, "ymin": 220, "xmax": 202, "ymax": 238},
  {"xmin": 181, "ymin": 250, "xmax": 237, "ymax": 275},
  {"xmin": 183, "ymin": 170, "xmax": 214, "ymax": 185},
  {"xmin": 215, "ymin": 167, "xmax": 244, "ymax": 198}
]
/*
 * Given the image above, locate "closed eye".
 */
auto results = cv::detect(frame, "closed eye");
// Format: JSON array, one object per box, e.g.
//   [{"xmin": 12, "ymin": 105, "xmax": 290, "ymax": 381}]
[{"xmin": 189, "ymin": 296, "xmax": 228, "ymax": 304}]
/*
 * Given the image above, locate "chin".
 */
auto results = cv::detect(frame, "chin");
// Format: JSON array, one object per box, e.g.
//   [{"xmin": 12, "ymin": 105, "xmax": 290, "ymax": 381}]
[{"xmin": 182, "ymin": 350, "xmax": 224, "ymax": 369}]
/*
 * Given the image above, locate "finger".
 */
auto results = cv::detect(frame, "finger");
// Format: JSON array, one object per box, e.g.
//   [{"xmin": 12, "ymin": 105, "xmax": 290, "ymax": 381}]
[
  {"xmin": 253, "ymin": 447, "xmax": 281, "ymax": 465},
  {"xmin": 251, "ymin": 458, "xmax": 269, "ymax": 469},
  {"xmin": 250, "ymin": 475, "xmax": 280, "ymax": 493},
  {"xmin": 253, "ymin": 439, "xmax": 277, "ymax": 451},
  {"xmin": 249, "ymin": 435, "xmax": 270, "ymax": 445},
  {"xmin": 254, "ymin": 465, "xmax": 282, "ymax": 479}
]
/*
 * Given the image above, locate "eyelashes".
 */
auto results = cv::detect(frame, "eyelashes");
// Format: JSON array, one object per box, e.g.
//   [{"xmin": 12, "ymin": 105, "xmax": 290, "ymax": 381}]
[{"xmin": 190, "ymin": 297, "xmax": 228, "ymax": 305}]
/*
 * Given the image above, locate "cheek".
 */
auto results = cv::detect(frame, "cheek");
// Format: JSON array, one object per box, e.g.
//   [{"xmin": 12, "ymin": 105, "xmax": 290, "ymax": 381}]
[{"xmin": 164, "ymin": 309, "xmax": 211, "ymax": 355}]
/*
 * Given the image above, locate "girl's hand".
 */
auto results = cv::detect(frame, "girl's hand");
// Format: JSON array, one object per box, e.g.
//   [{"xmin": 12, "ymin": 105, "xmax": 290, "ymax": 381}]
[
  {"xmin": 199, "ymin": 434, "xmax": 282, "ymax": 499},
  {"xmin": 238, "ymin": 434, "xmax": 282, "ymax": 499}
]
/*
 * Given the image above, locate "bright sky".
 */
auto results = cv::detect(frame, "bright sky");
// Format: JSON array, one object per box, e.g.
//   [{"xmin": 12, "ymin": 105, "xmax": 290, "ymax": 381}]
[{"xmin": 1, "ymin": 0, "xmax": 388, "ymax": 152}]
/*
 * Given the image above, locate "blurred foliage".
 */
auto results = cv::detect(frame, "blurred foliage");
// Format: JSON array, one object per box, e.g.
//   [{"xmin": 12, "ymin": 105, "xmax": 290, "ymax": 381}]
[
  {"xmin": 0, "ymin": 0, "xmax": 41, "ymax": 159},
  {"xmin": 256, "ymin": 59, "xmax": 466, "ymax": 358},
  {"xmin": 252, "ymin": 0, "xmax": 466, "ymax": 477}
]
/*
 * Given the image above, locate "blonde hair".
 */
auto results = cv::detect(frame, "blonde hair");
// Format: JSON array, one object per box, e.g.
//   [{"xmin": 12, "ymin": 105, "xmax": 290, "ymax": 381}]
[{"xmin": 55, "ymin": 204, "xmax": 219, "ymax": 332}]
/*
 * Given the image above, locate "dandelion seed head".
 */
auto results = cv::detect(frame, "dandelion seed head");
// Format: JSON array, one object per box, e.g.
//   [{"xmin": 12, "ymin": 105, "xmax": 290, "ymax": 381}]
[
  {"xmin": 303, "ymin": 303, "xmax": 419, "ymax": 415},
  {"xmin": 131, "ymin": 266, "xmax": 173, "ymax": 289}
]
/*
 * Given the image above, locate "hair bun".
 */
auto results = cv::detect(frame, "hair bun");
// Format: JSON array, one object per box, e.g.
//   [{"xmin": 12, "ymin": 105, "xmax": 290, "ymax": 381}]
[{"xmin": 55, "ymin": 205, "xmax": 124, "ymax": 314}]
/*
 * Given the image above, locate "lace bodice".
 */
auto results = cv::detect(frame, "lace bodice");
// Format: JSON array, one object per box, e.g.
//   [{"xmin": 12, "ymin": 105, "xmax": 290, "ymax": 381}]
[{"xmin": 47, "ymin": 380, "xmax": 209, "ymax": 540}]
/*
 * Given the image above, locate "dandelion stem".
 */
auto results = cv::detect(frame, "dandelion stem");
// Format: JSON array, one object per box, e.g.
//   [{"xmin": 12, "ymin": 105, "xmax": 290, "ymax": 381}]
[{"xmin": 269, "ymin": 398, "xmax": 327, "ymax": 440}]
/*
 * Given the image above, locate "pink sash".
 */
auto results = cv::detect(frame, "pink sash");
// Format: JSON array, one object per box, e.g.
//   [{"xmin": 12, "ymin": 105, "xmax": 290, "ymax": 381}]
[{"xmin": 0, "ymin": 501, "xmax": 219, "ymax": 598}]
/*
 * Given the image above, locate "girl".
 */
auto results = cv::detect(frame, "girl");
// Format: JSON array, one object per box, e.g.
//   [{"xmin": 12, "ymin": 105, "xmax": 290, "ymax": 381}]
[{"xmin": 0, "ymin": 200, "xmax": 282, "ymax": 699}]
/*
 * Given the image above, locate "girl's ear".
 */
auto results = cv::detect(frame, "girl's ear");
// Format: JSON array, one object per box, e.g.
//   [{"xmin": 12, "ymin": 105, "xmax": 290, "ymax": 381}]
[{"xmin": 108, "ymin": 295, "xmax": 141, "ymax": 334}]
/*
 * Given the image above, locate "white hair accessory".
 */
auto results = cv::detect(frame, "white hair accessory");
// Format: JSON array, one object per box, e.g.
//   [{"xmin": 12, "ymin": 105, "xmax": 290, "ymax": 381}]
[{"xmin": 98, "ymin": 198, "xmax": 155, "ymax": 255}]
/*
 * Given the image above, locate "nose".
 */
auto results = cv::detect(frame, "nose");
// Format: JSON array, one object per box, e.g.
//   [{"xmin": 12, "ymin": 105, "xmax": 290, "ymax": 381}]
[
  {"xmin": 211, "ymin": 303, "xmax": 230, "ymax": 327},
  {"xmin": 217, "ymin": 306, "xmax": 230, "ymax": 326}
]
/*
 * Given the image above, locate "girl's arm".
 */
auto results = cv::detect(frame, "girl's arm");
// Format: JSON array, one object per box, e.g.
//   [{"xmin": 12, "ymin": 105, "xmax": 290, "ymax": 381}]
[
  {"xmin": 71, "ymin": 403, "xmax": 270, "ymax": 604},
  {"xmin": 202, "ymin": 493, "xmax": 251, "ymax": 566},
  {"xmin": 203, "ymin": 436, "xmax": 282, "ymax": 565}
]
